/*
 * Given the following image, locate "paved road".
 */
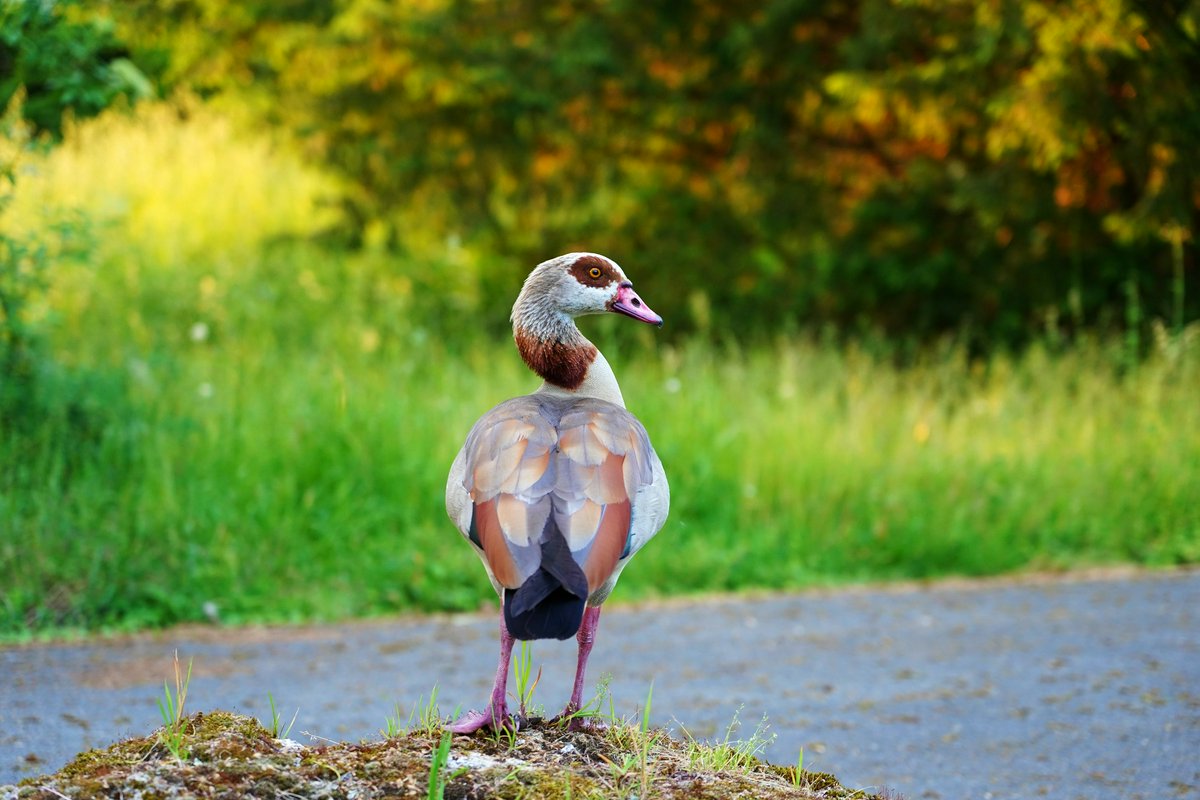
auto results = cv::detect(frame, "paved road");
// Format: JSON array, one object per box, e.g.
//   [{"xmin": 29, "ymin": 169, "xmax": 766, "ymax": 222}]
[{"xmin": 2, "ymin": 569, "xmax": 1197, "ymax": 799}]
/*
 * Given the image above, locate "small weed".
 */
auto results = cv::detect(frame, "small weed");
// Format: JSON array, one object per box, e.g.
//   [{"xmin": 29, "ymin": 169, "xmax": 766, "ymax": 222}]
[
  {"xmin": 155, "ymin": 650, "xmax": 193, "ymax": 760},
  {"xmin": 426, "ymin": 730, "xmax": 467, "ymax": 800},
  {"xmin": 413, "ymin": 685, "xmax": 447, "ymax": 735},
  {"xmin": 792, "ymin": 746, "xmax": 806, "ymax": 787},
  {"xmin": 681, "ymin": 706, "xmax": 776, "ymax": 774},
  {"xmin": 598, "ymin": 751, "xmax": 641, "ymax": 799},
  {"xmin": 599, "ymin": 683, "xmax": 659, "ymax": 799},
  {"xmin": 641, "ymin": 682, "xmax": 653, "ymax": 737},
  {"xmin": 382, "ymin": 703, "xmax": 405, "ymax": 739},
  {"xmin": 512, "ymin": 641, "xmax": 542, "ymax": 718},
  {"xmin": 265, "ymin": 692, "xmax": 299, "ymax": 739},
  {"xmin": 487, "ymin": 717, "xmax": 519, "ymax": 750},
  {"xmin": 557, "ymin": 674, "xmax": 616, "ymax": 729},
  {"xmin": 383, "ymin": 685, "xmax": 446, "ymax": 738},
  {"xmin": 637, "ymin": 683, "xmax": 656, "ymax": 796}
]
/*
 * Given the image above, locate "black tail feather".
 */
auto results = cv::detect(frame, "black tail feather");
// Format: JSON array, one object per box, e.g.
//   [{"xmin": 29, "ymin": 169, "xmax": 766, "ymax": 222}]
[
  {"xmin": 504, "ymin": 580, "xmax": 585, "ymax": 640},
  {"xmin": 504, "ymin": 525, "xmax": 589, "ymax": 641}
]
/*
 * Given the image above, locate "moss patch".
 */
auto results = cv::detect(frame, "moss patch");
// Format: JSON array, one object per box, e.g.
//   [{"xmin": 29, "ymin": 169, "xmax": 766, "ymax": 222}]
[{"xmin": 2, "ymin": 712, "xmax": 891, "ymax": 799}]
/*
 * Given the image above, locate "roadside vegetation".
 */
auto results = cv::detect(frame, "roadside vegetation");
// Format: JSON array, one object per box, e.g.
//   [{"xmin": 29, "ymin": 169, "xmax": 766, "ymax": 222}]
[{"xmin": 1, "ymin": 100, "xmax": 1196, "ymax": 639}]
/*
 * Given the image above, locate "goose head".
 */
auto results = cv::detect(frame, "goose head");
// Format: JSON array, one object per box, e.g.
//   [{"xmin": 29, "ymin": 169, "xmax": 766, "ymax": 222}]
[
  {"xmin": 510, "ymin": 253, "xmax": 662, "ymax": 397},
  {"xmin": 511, "ymin": 253, "xmax": 662, "ymax": 333}
]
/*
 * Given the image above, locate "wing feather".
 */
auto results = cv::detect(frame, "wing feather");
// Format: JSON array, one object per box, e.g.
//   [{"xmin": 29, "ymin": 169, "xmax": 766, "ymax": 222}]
[
  {"xmin": 472, "ymin": 498, "xmax": 522, "ymax": 588},
  {"xmin": 583, "ymin": 500, "xmax": 632, "ymax": 591},
  {"xmin": 454, "ymin": 394, "xmax": 664, "ymax": 600},
  {"xmin": 557, "ymin": 498, "xmax": 602, "ymax": 550}
]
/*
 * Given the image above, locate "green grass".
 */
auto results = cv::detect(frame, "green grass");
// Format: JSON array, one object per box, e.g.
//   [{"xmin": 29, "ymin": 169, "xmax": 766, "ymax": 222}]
[
  {"xmin": 427, "ymin": 730, "xmax": 467, "ymax": 800},
  {"xmin": 156, "ymin": 651, "xmax": 193, "ymax": 761},
  {"xmin": 681, "ymin": 707, "xmax": 776, "ymax": 774},
  {"xmin": 1, "ymin": 102, "xmax": 1197, "ymax": 639},
  {"xmin": 1, "ymin": 266, "xmax": 1198, "ymax": 637},
  {"xmin": 384, "ymin": 687, "xmax": 450, "ymax": 739},
  {"xmin": 265, "ymin": 692, "xmax": 299, "ymax": 739}
]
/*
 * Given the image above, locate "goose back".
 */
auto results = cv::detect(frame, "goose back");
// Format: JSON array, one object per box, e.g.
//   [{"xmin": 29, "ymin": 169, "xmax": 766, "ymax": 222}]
[{"xmin": 447, "ymin": 393, "xmax": 668, "ymax": 639}]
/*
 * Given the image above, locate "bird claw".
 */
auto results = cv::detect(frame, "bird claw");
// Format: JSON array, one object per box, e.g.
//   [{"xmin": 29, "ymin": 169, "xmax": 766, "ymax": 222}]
[{"xmin": 447, "ymin": 707, "xmax": 518, "ymax": 735}]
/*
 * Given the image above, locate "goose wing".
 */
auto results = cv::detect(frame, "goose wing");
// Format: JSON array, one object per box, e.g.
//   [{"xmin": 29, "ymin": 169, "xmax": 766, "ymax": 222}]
[{"xmin": 447, "ymin": 394, "xmax": 661, "ymax": 597}]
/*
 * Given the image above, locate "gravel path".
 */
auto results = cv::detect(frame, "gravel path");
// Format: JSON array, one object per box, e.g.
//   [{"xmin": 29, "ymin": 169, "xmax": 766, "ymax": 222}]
[{"xmin": 2, "ymin": 569, "xmax": 1197, "ymax": 799}]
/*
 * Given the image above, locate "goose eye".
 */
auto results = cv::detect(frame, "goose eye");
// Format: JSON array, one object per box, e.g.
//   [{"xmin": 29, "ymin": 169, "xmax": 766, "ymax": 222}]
[{"xmin": 588, "ymin": 267, "xmax": 602, "ymax": 279}]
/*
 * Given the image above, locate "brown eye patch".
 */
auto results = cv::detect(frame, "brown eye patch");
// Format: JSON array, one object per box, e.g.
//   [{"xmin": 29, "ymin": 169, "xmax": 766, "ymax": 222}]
[{"xmin": 569, "ymin": 255, "xmax": 618, "ymax": 287}]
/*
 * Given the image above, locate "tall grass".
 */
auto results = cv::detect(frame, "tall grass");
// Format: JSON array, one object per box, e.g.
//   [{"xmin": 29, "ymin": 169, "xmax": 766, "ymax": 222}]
[
  {"xmin": 1, "ymin": 102, "xmax": 1197, "ymax": 638},
  {"xmin": 642, "ymin": 335, "xmax": 1199, "ymax": 589}
]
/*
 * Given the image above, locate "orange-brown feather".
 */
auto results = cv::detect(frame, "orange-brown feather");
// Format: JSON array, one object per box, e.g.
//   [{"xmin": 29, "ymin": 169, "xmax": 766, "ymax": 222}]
[
  {"xmin": 474, "ymin": 498, "xmax": 522, "ymax": 589},
  {"xmin": 593, "ymin": 452, "xmax": 628, "ymax": 504},
  {"xmin": 461, "ymin": 395, "xmax": 656, "ymax": 601},
  {"xmin": 583, "ymin": 499, "xmax": 632, "ymax": 592}
]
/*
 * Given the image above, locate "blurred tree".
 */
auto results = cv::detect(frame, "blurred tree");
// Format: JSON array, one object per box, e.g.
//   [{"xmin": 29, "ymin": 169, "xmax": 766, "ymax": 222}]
[
  {"xmin": 104, "ymin": 0, "xmax": 1200, "ymax": 345},
  {"xmin": 1, "ymin": 0, "xmax": 153, "ymax": 138},
  {"xmin": 1, "ymin": 1, "xmax": 150, "ymax": 434}
]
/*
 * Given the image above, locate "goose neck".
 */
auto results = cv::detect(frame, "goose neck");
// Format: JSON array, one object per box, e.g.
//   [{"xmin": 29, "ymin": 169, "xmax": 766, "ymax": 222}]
[{"xmin": 513, "ymin": 319, "xmax": 625, "ymax": 407}]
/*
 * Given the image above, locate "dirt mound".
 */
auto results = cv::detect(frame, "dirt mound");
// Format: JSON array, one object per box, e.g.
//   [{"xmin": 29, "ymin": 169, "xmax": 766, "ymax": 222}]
[{"xmin": 2, "ymin": 711, "xmax": 888, "ymax": 799}]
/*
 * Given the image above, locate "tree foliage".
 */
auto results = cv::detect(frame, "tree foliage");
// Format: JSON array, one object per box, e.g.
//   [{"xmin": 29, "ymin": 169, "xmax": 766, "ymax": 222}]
[
  {"xmin": 1, "ymin": 0, "xmax": 152, "ymax": 138},
  {"xmin": 84, "ymin": 1, "xmax": 1200, "ymax": 341}
]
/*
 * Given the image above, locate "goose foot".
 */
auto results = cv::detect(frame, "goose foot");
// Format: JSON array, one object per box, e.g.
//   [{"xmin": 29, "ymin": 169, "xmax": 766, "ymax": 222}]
[
  {"xmin": 449, "ymin": 613, "xmax": 519, "ymax": 735},
  {"xmin": 448, "ymin": 705, "xmax": 518, "ymax": 734}
]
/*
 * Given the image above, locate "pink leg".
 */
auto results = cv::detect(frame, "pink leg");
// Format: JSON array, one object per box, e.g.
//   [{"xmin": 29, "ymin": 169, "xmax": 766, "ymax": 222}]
[
  {"xmin": 556, "ymin": 605, "xmax": 602, "ymax": 726},
  {"xmin": 449, "ymin": 613, "xmax": 516, "ymax": 734}
]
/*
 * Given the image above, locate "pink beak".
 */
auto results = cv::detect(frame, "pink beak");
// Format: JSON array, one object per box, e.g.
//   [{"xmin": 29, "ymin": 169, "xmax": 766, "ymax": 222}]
[{"xmin": 611, "ymin": 283, "xmax": 663, "ymax": 327}]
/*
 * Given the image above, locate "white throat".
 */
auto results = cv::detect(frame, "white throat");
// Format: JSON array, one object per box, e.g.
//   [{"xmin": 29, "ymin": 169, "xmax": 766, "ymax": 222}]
[{"xmin": 534, "ymin": 347, "xmax": 626, "ymax": 408}]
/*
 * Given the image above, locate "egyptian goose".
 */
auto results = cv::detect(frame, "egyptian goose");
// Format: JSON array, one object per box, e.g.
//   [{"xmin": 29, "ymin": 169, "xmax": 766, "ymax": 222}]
[{"xmin": 445, "ymin": 252, "xmax": 670, "ymax": 733}]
